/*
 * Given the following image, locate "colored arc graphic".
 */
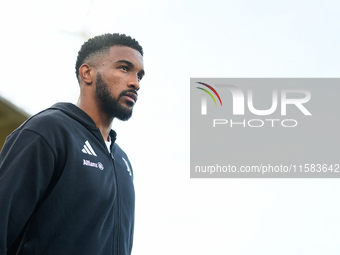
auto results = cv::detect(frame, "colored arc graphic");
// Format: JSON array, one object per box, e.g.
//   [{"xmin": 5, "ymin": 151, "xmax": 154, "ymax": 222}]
[
  {"xmin": 196, "ymin": 87, "xmax": 217, "ymax": 105},
  {"xmin": 196, "ymin": 82, "xmax": 223, "ymax": 106}
]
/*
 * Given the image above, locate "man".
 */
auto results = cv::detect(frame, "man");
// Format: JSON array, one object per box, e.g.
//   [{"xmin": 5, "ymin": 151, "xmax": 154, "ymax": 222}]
[{"xmin": 0, "ymin": 33, "xmax": 144, "ymax": 255}]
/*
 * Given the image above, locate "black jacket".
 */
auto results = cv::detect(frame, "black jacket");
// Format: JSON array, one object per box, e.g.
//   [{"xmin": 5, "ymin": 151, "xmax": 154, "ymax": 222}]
[{"xmin": 0, "ymin": 103, "xmax": 135, "ymax": 255}]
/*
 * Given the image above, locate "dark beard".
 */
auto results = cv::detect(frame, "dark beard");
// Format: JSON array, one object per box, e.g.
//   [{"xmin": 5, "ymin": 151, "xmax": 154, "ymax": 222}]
[{"xmin": 95, "ymin": 73, "xmax": 134, "ymax": 121}]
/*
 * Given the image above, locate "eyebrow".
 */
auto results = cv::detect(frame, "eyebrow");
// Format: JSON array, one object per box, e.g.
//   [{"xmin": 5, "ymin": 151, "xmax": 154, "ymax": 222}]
[
  {"xmin": 116, "ymin": 60, "xmax": 134, "ymax": 67},
  {"xmin": 116, "ymin": 60, "xmax": 145, "ymax": 77}
]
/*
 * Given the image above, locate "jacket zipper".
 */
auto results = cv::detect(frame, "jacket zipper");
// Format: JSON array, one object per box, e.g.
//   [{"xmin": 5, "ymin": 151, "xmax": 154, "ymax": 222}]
[{"xmin": 111, "ymin": 153, "xmax": 120, "ymax": 255}]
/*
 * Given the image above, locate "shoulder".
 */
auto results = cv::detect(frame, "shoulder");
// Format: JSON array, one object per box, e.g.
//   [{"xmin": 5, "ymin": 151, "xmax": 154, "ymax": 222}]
[
  {"xmin": 10, "ymin": 106, "xmax": 84, "ymax": 151},
  {"xmin": 113, "ymin": 142, "xmax": 128, "ymax": 158},
  {"xmin": 15, "ymin": 108, "xmax": 72, "ymax": 135},
  {"xmin": 5, "ymin": 105, "xmax": 92, "ymax": 163}
]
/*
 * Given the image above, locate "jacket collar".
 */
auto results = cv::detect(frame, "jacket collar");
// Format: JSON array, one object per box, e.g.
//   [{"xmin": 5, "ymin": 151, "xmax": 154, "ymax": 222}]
[{"xmin": 50, "ymin": 102, "xmax": 117, "ymax": 144}]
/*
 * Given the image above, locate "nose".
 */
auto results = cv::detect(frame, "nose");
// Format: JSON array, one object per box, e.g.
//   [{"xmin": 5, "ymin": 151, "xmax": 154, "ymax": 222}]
[{"xmin": 128, "ymin": 74, "xmax": 140, "ymax": 91}]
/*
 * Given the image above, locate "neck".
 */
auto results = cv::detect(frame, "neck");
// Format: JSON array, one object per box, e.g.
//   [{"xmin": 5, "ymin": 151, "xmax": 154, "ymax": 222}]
[{"xmin": 77, "ymin": 96, "xmax": 113, "ymax": 142}]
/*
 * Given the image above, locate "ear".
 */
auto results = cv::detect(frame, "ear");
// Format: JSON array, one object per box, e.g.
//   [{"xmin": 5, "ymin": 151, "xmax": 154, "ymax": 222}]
[{"xmin": 79, "ymin": 64, "xmax": 94, "ymax": 85}]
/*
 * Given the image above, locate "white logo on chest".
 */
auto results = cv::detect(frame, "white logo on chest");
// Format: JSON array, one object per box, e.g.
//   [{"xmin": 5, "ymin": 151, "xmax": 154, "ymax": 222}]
[
  {"xmin": 122, "ymin": 157, "xmax": 132, "ymax": 176},
  {"xmin": 83, "ymin": 159, "xmax": 104, "ymax": 170},
  {"xmin": 81, "ymin": 140, "xmax": 97, "ymax": 157}
]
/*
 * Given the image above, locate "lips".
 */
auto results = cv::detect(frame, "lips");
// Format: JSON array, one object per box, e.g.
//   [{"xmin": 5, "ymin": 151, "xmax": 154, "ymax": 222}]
[{"xmin": 122, "ymin": 91, "xmax": 138, "ymax": 103}]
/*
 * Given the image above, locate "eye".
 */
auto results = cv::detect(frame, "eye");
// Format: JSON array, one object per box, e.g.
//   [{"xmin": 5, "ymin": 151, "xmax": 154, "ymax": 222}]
[
  {"xmin": 120, "ymin": 66, "xmax": 129, "ymax": 71},
  {"xmin": 137, "ymin": 73, "xmax": 144, "ymax": 82}
]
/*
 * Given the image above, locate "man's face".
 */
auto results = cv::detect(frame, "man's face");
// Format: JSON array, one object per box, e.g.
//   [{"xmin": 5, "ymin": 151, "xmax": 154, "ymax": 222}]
[{"xmin": 94, "ymin": 46, "xmax": 144, "ymax": 121}]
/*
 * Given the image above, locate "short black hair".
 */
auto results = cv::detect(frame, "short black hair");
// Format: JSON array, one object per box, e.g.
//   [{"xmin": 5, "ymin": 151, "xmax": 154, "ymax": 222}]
[{"xmin": 75, "ymin": 33, "xmax": 143, "ymax": 82}]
